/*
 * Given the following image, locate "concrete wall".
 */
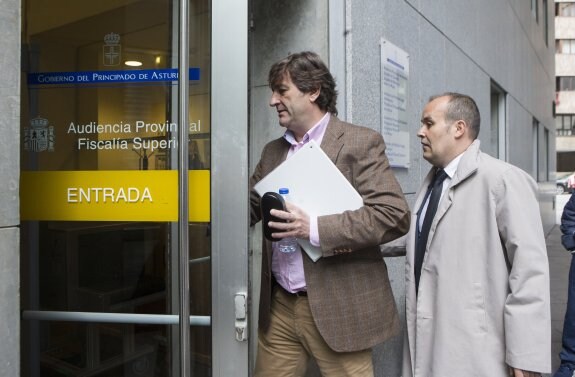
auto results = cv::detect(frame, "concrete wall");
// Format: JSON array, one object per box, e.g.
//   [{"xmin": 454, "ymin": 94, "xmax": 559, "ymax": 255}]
[
  {"xmin": 248, "ymin": 1, "xmax": 329, "ymax": 166},
  {"xmin": 556, "ymin": 54, "xmax": 575, "ymax": 76},
  {"xmin": 556, "ymin": 16, "xmax": 575, "ymax": 39},
  {"xmin": 345, "ymin": 0, "xmax": 555, "ymax": 232},
  {"xmin": 249, "ymin": 0, "xmax": 556, "ymax": 376},
  {"xmin": 556, "ymin": 90, "xmax": 575, "ymax": 114},
  {"xmin": 0, "ymin": 0, "xmax": 20, "ymax": 375}
]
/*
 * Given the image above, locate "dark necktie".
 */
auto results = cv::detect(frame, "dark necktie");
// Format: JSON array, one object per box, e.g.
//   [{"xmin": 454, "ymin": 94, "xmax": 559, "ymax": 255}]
[{"xmin": 414, "ymin": 168, "xmax": 448, "ymax": 293}]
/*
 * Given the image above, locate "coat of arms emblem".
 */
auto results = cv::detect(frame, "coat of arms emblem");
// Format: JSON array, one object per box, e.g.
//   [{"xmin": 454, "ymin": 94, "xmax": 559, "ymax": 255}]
[
  {"xmin": 24, "ymin": 117, "xmax": 54, "ymax": 152},
  {"xmin": 103, "ymin": 32, "xmax": 121, "ymax": 66}
]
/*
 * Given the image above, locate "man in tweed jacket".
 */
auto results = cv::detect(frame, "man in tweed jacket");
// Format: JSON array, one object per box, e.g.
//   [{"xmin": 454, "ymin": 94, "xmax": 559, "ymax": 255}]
[{"xmin": 249, "ymin": 51, "xmax": 410, "ymax": 377}]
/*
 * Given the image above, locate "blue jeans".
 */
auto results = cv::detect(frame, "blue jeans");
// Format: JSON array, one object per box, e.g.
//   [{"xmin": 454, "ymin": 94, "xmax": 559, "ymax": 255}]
[{"xmin": 560, "ymin": 254, "xmax": 575, "ymax": 366}]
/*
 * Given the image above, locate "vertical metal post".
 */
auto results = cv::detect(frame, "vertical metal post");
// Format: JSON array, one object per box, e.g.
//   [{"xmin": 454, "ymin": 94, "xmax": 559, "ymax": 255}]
[
  {"xmin": 211, "ymin": 0, "xmax": 249, "ymax": 375},
  {"xmin": 178, "ymin": 0, "xmax": 191, "ymax": 375}
]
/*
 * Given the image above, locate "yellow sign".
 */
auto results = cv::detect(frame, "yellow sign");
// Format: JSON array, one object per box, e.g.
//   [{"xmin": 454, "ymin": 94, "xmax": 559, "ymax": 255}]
[{"xmin": 20, "ymin": 170, "xmax": 210, "ymax": 222}]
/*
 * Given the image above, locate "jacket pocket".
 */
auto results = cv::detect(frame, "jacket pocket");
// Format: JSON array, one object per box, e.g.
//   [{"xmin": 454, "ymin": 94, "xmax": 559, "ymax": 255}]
[{"xmin": 468, "ymin": 282, "xmax": 488, "ymax": 335}]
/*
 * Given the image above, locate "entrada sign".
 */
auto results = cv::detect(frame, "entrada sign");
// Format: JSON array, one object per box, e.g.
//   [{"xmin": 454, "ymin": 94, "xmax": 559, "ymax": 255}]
[{"xmin": 21, "ymin": 170, "xmax": 210, "ymax": 222}]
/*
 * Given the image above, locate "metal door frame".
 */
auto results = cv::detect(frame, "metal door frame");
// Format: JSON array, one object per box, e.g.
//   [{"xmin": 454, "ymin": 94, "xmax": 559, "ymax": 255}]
[
  {"xmin": 22, "ymin": 0, "xmax": 250, "ymax": 376},
  {"xmin": 209, "ymin": 1, "xmax": 249, "ymax": 376}
]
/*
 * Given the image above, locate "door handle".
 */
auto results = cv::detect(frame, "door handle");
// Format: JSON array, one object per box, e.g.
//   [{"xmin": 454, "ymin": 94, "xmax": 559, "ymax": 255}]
[{"xmin": 234, "ymin": 293, "xmax": 248, "ymax": 341}]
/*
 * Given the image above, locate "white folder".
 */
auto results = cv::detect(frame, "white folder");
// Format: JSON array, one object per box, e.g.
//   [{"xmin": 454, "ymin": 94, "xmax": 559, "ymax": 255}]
[{"xmin": 254, "ymin": 140, "xmax": 363, "ymax": 261}]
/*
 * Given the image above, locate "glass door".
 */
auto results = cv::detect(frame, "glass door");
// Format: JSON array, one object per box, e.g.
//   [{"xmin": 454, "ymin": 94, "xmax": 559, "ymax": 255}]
[{"xmin": 20, "ymin": 0, "xmax": 248, "ymax": 376}]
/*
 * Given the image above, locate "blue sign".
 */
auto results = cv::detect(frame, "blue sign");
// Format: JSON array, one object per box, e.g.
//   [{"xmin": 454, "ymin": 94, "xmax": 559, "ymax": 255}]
[{"xmin": 28, "ymin": 68, "xmax": 201, "ymax": 86}]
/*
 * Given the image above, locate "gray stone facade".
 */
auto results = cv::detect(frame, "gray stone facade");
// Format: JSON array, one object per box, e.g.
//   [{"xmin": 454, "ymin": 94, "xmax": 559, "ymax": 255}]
[{"xmin": 0, "ymin": 0, "xmax": 20, "ymax": 376}]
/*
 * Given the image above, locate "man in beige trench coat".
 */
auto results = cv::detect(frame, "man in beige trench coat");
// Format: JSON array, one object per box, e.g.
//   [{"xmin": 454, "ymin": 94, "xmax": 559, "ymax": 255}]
[{"xmin": 402, "ymin": 93, "xmax": 551, "ymax": 376}]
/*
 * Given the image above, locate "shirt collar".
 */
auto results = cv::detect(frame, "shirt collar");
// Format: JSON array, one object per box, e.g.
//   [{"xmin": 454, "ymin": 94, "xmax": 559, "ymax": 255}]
[
  {"xmin": 443, "ymin": 153, "xmax": 463, "ymax": 179},
  {"xmin": 283, "ymin": 113, "xmax": 330, "ymax": 146}
]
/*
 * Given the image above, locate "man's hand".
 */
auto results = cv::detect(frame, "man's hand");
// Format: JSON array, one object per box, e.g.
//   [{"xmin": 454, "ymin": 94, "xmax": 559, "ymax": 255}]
[
  {"xmin": 269, "ymin": 202, "xmax": 310, "ymax": 240},
  {"xmin": 509, "ymin": 368, "xmax": 541, "ymax": 377}
]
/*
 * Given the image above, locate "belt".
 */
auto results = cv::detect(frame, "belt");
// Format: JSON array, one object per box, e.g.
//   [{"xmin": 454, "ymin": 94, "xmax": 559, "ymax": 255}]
[{"xmin": 276, "ymin": 284, "xmax": 307, "ymax": 297}]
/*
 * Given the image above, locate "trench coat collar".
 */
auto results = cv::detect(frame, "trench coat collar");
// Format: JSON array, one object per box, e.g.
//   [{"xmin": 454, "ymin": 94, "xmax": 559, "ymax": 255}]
[
  {"xmin": 449, "ymin": 139, "xmax": 481, "ymax": 188},
  {"xmin": 432, "ymin": 139, "xmax": 480, "ymax": 222}
]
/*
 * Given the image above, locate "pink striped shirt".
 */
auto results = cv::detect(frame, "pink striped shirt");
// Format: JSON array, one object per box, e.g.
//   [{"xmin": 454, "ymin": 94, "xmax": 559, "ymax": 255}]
[{"xmin": 271, "ymin": 113, "xmax": 330, "ymax": 293}]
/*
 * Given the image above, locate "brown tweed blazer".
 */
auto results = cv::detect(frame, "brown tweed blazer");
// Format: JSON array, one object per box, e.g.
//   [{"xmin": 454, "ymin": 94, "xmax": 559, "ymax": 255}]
[{"xmin": 249, "ymin": 116, "xmax": 410, "ymax": 352}]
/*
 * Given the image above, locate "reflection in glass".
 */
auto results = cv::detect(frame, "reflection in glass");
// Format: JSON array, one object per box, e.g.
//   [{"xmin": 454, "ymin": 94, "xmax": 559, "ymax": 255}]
[
  {"xmin": 21, "ymin": 0, "xmax": 213, "ymax": 376},
  {"xmin": 24, "ymin": 321, "xmax": 170, "ymax": 377}
]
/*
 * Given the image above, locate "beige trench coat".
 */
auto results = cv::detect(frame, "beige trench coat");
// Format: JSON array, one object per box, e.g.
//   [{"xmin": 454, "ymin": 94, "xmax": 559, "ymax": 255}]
[{"xmin": 403, "ymin": 140, "xmax": 551, "ymax": 376}]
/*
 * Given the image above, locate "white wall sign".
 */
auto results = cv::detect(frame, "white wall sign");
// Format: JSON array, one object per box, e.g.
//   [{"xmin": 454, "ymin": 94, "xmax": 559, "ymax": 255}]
[{"xmin": 380, "ymin": 38, "xmax": 410, "ymax": 168}]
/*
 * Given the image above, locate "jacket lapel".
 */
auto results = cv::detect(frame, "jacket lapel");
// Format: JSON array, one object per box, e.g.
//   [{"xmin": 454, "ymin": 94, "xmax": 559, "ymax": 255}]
[
  {"xmin": 432, "ymin": 140, "xmax": 481, "ymax": 228},
  {"xmin": 267, "ymin": 139, "xmax": 290, "ymax": 173},
  {"xmin": 320, "ymin": 116, "xmax": 345, "ymax": 164}
]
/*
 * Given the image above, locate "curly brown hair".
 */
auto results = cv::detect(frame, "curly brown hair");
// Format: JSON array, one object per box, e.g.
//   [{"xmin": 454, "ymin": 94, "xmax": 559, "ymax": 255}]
[{"xmin": 268, "ymin": 51, "xmax": 338, "ymax": 115}]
